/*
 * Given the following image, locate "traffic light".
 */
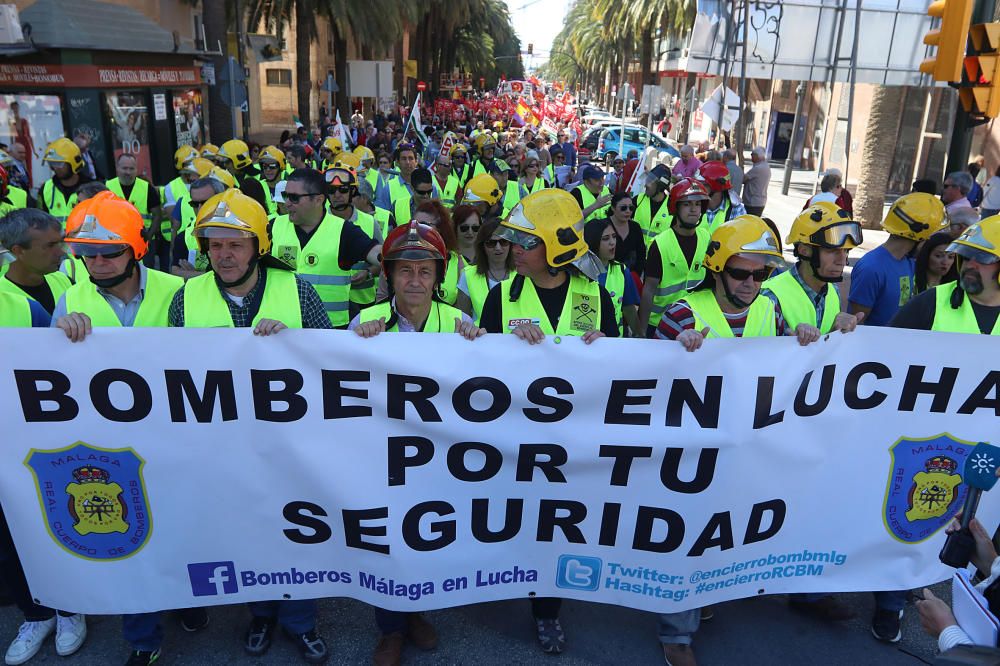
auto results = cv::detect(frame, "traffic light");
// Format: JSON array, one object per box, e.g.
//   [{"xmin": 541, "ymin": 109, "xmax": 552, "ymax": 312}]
[
  {"xmin": 961, "ymin": 23, "xmax": 1000, "ymax": 117},
  {"xmin": 920, "ymin": 0, "xmax": 974, "ymax": 82},
  {"xmin": 527, "ymin": 43, "xmax": 533, "ymax": 55}
]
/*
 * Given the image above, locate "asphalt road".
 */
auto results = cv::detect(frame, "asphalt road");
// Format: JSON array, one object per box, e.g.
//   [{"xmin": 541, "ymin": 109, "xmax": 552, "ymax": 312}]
[{"xmin": 0, "ymin": 583, "xmax": 949, "ymax": 665}]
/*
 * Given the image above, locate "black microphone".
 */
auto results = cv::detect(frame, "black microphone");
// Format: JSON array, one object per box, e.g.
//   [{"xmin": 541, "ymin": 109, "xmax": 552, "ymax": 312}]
[{"xmin": 940, "ymin": 443, "xmax": 1000, "ymax": 569}]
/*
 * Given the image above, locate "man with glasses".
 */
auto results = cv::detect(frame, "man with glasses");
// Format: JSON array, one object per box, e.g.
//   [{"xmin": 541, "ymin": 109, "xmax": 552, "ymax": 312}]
[
  {"xmin": 255, "ymin": 146, "xmax": 286, "ymax": 216},
  {"xmin": 49, "ymin": 192, "xmax": 187, "ymax": 665},
  {"xmin": 389, "ymin": 167, "xmax": 437, "ymax": 228},
  {"xmin": 942, "ymin": 171, "xmax": 974, "ymax": 213},
  {"xmin": 848, "ymin": 192, "xmax": 949, "ymax": 327},
  {"xmin": 556, "ymin": 131, "xmax": 576, "ymax": 169},
  {"xmin": 450, "ymin": 144, "xmax": 472, "ymax": 187},
  {"xmin": 432, "ymin": 153, "xmax": 461, "ymax": 208},
  {"xmin": 270, "ymin": 168, "xmax": 381, "ymax": 328},
  {"xmin": 324, "ymin": 161, "xmax": 382, "ymax": 317}
]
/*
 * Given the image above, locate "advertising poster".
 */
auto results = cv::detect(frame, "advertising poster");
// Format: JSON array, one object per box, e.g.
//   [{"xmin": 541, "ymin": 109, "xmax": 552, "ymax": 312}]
[
  {"xmin": 172, "ymin": 89, "xmax": 203, "ymax": 147},
  {"xmin": 0, "ymin": 94, "xmax": 65, "ymax": 191},
  {"xmin": 105, "ymin": 91, "xmax": 152, "ymax": 179}
]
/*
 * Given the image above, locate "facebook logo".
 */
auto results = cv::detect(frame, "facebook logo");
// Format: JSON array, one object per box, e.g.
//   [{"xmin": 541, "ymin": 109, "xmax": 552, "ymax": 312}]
[
  {"xmin": 187, "ymin": 561, "xmax": 238, "ymax": 597},
  {"xmin": 555, "ymin": 554, "xmax": 602, "ymax": 591}
]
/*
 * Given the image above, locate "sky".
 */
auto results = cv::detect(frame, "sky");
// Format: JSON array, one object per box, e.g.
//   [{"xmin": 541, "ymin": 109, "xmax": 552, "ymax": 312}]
[{"xmin": 504, "ymin": 0, "xmax": 573, "ymax": 72}]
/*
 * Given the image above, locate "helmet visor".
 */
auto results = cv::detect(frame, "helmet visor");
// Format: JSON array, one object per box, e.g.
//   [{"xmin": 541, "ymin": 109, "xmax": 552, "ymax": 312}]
[
  {"xmin": 733, "ymin": 251, "xmax": 786, "ymax": 270},
  {"xmin": 947, "ymin": 242, "xmax": 1000, "ymax": 265},
  {"xmin": 69, "ymin": 242, "xmax": 130, "ymax": 258},
  {"xmin": 495, "ymin": 225, "xmax": 542, "ymax": 250},
  {"xmin": 808, "ymin": 222, "xmax": 862, "ymax": 248},
  {"xmin": 193, "ymin": 225, "xmax": 256, "ymax": 240}
]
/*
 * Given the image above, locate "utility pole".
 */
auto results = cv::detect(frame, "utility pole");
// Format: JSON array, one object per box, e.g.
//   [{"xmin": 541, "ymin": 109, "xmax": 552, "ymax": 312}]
[{"xmin": 234, "ymin": 0, "xmax": 249, "ymax": 140}]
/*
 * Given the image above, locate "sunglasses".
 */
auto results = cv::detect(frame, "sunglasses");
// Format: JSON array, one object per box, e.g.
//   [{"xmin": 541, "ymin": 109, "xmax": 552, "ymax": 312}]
[
  {"xmin": 617, "ymin": 205, "xmax": 635, "ymax": 212},
  {"xmin": 414, "ymin": 188, "xmax": 433, "ymax": 197},
  {"xmin": 526, "ymin": 163, "xmax": 539, "ymax": 168},
  {"xmin": 261, "ymin": 163, "xmax": 279, "ymax": 169},
  {"xmin": 190, "ymin": 199, "xmax": 210, "ymax": 208},
  {"xmin": 459, "ymin": 224, "xmax": 480, "ymax": 233},
  {"xmin": 284, "ymin": 192, "xmax": 322, "ymax": 203},
  {"xmin": 485, "ymin": 238, "xmax": 510, "ymax": 248},
  {"xmin": 724, "ymin": 266, "xmax": 772, "ymax": 282},
  {"xmin": 81, "ymin": 247, "xmax": 128, "ymax": 260},
  {"xmin": 329, "ymin": 185, "xmax": 352, "ymax": 194}
]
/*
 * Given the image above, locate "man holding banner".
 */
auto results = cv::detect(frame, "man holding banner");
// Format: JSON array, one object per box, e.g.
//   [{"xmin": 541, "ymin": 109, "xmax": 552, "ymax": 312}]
[{"xmin": 479, "ymin": 189, "xmax": 617, "ymax": 653}]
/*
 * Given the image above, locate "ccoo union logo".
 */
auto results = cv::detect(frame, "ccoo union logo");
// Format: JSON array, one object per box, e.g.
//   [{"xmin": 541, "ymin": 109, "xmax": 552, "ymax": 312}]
[
  {"xmin": 883, "ymin": 433, "xmax": 973, "ymax": 544},
  {"xmin": 24, "ymin": 441, "xmax": 152, "ymax": 561}
]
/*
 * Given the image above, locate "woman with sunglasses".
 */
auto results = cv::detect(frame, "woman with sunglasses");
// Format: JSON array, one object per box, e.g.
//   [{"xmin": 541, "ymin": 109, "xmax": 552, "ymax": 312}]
[
  {"xmin": 600, "ymin": 191, "xmax": 646, "ymax": 275},
  {"xmin": 584, "ymin": 217, "xmax": 640, "ymax": 336},
  {"xmin": 518, "ymin": 151, "xmax": 547, "ymax": 196},
  {"xmin": 461, "ymin": 217, "xmax": 514, "ymax": 323},
  {"xmin": 451, "ymin": 205, "xmax": 481, "ymax": 264}
]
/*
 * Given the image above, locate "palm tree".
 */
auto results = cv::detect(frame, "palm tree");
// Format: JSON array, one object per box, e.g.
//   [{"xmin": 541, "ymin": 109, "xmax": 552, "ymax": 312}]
[{"xmin": 853, "ymin": 86, "xmax": 906, "ymax": 229}]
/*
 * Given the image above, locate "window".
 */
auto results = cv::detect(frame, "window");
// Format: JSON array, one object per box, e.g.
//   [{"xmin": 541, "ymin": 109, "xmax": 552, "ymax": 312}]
[
  {"xmin": 266, "ymin": 69, "xmax": 292, "ymax": 87},
  {"xmin": 624, "ymin": 128, "xmax": 641, "ymax": 143}
]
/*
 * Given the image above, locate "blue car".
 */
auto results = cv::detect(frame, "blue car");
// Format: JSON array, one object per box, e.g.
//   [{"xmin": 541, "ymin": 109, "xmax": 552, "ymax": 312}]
[{"xmin": 596, "ymin": 126, "xmax": 679, "ymax": 165}]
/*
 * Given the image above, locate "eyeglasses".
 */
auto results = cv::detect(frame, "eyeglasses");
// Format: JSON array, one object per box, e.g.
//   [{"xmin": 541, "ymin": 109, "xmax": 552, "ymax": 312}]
[
  {"xmin": 283, "ymin": 192, "xmax": 323, "ymax": 203},
  {"xmin": 724, "ymin": 266, "xmax": 772, "ymax": 282},
  {"xmin": 526, "ymin": 163, "xmax": 539, "ymax": 169},
  {"xmin": 485, "ymin": 238, "xmax": 510, "ymax": 248},
  {"xmin": 261, "ymin": 163, "xmax": 279, "ymax": 169},
  {"xmin": 617, "ymin": 205, "xmax": 635, "ymax": 212},
  {"xmin": 330, "ymin": 185, "xmax": 352, "ymax": 194},
  {"xmin": 414, "ymin": 188, "xmax": 433, "ymax": 197},
  {"xmin": 459, "ymin": 224, "xmax": 480, "ymax": 233},
  {"xmin": 436, "ymin": 162, "xmax": 451, "ymax": 168},
  {"xmin": 81, "ymin": 247, "xmax": 128, "ymax": 260}
]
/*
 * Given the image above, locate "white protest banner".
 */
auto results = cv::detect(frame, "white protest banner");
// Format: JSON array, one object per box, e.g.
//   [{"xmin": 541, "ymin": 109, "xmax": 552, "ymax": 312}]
[{"xmin": 2, "ymin": 327, "xmax": 999, "ymax": 615}]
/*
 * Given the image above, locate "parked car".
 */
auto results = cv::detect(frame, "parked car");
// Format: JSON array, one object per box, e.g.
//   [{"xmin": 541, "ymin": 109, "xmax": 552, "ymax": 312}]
[
  {"xmin": 596, "ymin": 126, "xmax": 680, "ymax": 165},
  {"xmin": 577, "ymin": 126, "xmax": 605, "ymax": 164}
]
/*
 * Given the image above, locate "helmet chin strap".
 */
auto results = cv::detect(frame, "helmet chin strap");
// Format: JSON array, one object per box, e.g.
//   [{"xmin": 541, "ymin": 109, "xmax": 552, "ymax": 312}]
[
  {"xmin": 213, "ymin": 256, "xmax": 259, "ymax": 289},
  {"xmin": 90, "ymin": 258, "xmax": 137, "ymax": 290},
  {"xmin": 806, "ymin": 252, "xmax": 843, "ymax": 283},
  {"xmin": 720, "ymin": 273, "xmax": 754, "ymax": 309}
]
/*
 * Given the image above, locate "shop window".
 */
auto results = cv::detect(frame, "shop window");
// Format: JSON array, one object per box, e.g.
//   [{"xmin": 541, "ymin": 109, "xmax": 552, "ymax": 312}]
[
  {"xmin": 106, "ymin": 91, "xmax": 152, "ymax": 180},
  {"xmin": 173, "ymin": 89, "xmax": 204, "ymax": 147},
  {"xmin": 266, "ymin": 69, "xmax": 292, "ymax": 87}
]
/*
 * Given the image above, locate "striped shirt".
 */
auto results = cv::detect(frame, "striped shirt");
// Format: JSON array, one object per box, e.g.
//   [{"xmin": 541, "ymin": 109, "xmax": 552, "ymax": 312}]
[{"xmin": 656, "ymin": 294, "xmax": 787, "ymax": 340}]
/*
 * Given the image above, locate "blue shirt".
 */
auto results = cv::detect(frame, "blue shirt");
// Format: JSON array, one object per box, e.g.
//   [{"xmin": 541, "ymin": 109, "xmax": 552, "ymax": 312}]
[
  {"xmin": 847, "ymin": 245, "xmax": 914, "ymax": 326},
  {"xmin": 28, "ymin": 299, "xmax": 50, "ymax": 327},
  {"xmin": 560, "ymin": 142, "xmax": 577, "ymax": 167}
]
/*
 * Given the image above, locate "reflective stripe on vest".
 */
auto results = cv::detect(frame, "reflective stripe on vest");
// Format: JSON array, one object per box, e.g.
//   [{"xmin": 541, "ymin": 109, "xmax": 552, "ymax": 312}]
[
  {"xmin": 64, "ymin": 268, "xmax": 183, "ymax": 327},
  {"xmin": 634, "ymin": 194, "xmax": 673, "ymax": 248},
  {"xmin": 603, "ymin": 261, "xmax": 626, "ymax": 336},
  {"xmin": 182, "ymin": 268, "xmax": 302, "ymax": 328},
  {"xmin": 648, "ymin": 227, "xmax": 710, "ymax": 325},
  {"xmin": 463, "ymin": 265, "xmax": 510, "ymax": 325},
  {"xmin": 931, "ymin": 282, "xmax": 1000, "ymax": 334},
  {"xmin": 41, "ymin": 180, "xmax": 78, "ymax": 225},
  {"xmin": 358, "ymin": 300, "xmax": 462, "ymax": 332},
  {"xmin": 0, "ymin": 291, "xmax": 31, "ymax": 327},
  {"xmin": 348, "ymin": 210, "xmax": 377, "ymax": 306},
  {"xmin": 271, "ymin": 214, "xmax": 352, "ymax": 325},
  {"xmin": 681, "ymin": 288, "xmax": 777, "ymax": 338},
  {"xmin": 763, "ymin": 268, "xmax": 839, "ymax": 334},
  {"xmin": 574, "ymin": 184, "xmax": 610, "ymax": 222},
  {"xmin": 0, "ymin": 271, "xmax": 71, "ymax": 305},
  {"xmin": 499, "ymin": 273, "xmax": 601, "ymax": 335}
]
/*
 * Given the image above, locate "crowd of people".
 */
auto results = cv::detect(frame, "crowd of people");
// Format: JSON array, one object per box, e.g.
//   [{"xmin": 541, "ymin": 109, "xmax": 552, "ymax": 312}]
[{"xmin": 0, "ymin": 107, "xmax": 998, "ymax": 666}]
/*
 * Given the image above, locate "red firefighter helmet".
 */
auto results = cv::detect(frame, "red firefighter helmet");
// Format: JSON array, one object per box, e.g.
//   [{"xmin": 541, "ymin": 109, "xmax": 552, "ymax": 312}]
[
  {"xmin": 668, "ymin": 178, "xmax": 710, "ymax": 215},
  {"xmin": 698, "ymin": 161, "xmax": 732, "ymax": 192},
  {"xmin": 380, "ymin": 221, "xmax": 449, "ymax": 283}
]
